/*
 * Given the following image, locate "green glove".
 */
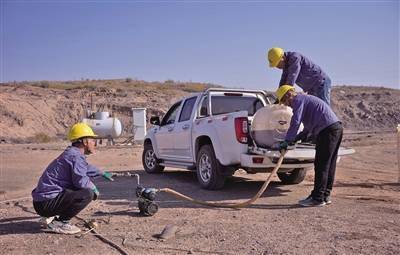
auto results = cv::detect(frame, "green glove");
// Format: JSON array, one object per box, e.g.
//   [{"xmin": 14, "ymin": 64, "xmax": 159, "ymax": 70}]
[
  {"xmin": 102, "ymin": 171, "xmax": 114, "ymax": 181},
  {"xmin": 279, "ymin": 141, "xmax": 288, "ymax": 152},
  {"xmin": 92, "ymin": 187, "xmax": 100, "ymax": 200}
]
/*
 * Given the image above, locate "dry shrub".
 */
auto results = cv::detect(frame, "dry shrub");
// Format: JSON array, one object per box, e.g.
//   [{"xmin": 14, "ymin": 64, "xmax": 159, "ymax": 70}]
[
  {"xmin": 177, "ymin": 83, "xmax": 206, "ymax": 92},
  {"xmin": 29, "ymin": 133, "xmax": 54, "ymax": 143},
  {"xmin": 164, "ymin": 79, "xmax": 175, "ymax": 84}
]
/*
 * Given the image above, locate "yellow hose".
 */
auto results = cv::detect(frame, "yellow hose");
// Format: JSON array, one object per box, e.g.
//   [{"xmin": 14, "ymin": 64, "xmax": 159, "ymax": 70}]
[{"xmin": 158, "ymin": 150, "xmax": 286, "ymax": 208}]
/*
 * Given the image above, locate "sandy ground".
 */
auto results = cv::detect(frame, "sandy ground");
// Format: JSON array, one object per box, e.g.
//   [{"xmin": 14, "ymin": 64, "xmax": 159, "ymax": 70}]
[{"xmin": 0, "ymin": 132, "xmax": 399, "ymax": 255}]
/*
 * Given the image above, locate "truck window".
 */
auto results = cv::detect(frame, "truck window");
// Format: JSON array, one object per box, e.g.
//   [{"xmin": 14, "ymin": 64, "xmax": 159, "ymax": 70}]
[
  {"xmin": 211, "ymin": 95, "xmax": 264, "ymax": 116},
  {"xmin": 161, "ymin": 101, "xmax": 182, "ymax": 125},
  {"xmin": 265, "ymin": 93, "xmax": 276, "ymax": 104},
  {"xmin": 179, "ymin": 97, "xmax": 197, "ymax": 122},
  {"xmin": 198, "ymin": 96, "xmax": 209, "ymax": 118}
]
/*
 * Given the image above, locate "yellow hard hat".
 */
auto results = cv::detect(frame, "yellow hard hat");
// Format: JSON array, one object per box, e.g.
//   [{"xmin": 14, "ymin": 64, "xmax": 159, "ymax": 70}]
[
  {"xmin": 276, "ymin": 85, "xmax": 295, "ymax": 102},
  {"xmin": 67, "ymin": 122, "xmax": 97, "ymax": 141},
  {"xmin": 268, "ymin": 47, "xmax": 284, "ymax": 67}
]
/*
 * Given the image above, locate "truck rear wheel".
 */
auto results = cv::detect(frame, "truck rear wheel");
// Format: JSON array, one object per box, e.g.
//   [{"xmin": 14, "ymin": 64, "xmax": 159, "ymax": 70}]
[
  {"xmin": 196, "ymin": 145, "xmax": 226, "ymax": 190},
  {"xmin": 142, "ymin": 143, "xmax": 164, "ymax": 173},
  {"xmin": 277, "ymin": 168, "xmax": 307, "ymax": 184}
]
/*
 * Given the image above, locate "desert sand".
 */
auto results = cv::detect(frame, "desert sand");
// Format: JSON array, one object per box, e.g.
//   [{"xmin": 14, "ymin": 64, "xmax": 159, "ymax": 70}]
[{"xmin": 0, "ymin": 82, "xmax": 399, "ymax": 254}]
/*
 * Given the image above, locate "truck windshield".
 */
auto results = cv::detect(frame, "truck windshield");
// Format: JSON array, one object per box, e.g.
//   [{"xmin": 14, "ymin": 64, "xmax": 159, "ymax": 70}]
[{"xmin": 211, "ymin": 95, "xmax": 264, "ymax": 116}]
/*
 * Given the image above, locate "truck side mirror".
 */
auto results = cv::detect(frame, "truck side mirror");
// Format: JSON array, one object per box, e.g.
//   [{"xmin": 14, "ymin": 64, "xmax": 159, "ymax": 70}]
[{"xmin": 150, "ymin": 116, "xmax": 160, "ymax": 125}]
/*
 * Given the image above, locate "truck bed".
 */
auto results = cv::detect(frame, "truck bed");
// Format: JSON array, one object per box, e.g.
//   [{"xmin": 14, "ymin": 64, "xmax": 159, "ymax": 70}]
[{"xmin": 249, "ymin": 143, "xmax": 355, "ymax": 160}]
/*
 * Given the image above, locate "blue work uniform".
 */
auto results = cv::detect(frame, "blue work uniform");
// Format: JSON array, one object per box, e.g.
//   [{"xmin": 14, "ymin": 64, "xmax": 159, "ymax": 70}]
[
  {"xmin": 285, "ymin": 94, "xmax": 343, "ymax": 203},
  {"xmin": 285, "ymin": 94, "xmax": 338, "ymax": 142},
  {"xmin": 32, "ymin": 146, "xmax": 102, "ymax": 202},
  {"xmin": 279, "ymin": 52, "xmax": 331, "ymax": 105}
]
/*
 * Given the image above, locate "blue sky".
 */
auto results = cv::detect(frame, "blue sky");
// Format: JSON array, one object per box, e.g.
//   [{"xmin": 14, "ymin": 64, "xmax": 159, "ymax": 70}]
[{"xmin": 1, "ymin": 1, "xmax": 399, "ymax": 90}]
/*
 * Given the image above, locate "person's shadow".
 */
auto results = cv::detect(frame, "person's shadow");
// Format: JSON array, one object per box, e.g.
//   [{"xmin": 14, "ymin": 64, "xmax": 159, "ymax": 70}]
[
  {"xmin": 0, "ymin": 216, "xmax": 42, "ymax": 235},
  {"xmin": 0, "ymin": 168, "xmax": 303, "ymax": 234}
]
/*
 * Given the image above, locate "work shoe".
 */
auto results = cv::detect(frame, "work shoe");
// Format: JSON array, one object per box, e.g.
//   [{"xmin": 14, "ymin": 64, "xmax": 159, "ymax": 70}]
[
  {"xmin": 299, "ymin": 196, "xmax": 326, "ymax": 207},
  {"xmin": 47, "ymin": 220, "xmax": 81, "ymax": 235},
  {"xmin": 324, "ymin": 196, "xmax": 332, "ymax": 205},
  {"xmin": 39, "ymin": 216, "xmax": 55, "ymax": 228}
]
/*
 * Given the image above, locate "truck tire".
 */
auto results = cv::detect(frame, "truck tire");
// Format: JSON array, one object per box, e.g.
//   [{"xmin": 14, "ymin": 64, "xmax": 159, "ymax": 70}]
[
  {"xmin": 196, "ymin": 144, "xmax": 226, "ymax": 190},
  {"xmin": 277, "ymin": 168, "xmax": 307, "ymax": 184},
  {"xmin": 142, "ymin": 143, "xmax": 165, "ymax": 173}
]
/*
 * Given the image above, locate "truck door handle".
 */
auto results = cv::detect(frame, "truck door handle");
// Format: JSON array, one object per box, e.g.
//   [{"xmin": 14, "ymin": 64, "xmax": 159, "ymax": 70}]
[
  {"xmin": 167, "ymin": 127, "xmax": 174, "ymax": 132},
  {"xmin": 182, "ymin": 124, "xmax": 190, "ymax": 130}
]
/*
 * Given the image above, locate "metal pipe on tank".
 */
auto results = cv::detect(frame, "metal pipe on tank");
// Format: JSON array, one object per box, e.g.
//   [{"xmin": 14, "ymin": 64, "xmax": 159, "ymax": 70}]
[{"xmin": 94, "ymin": 112, "xmax": 110, "ymax": 120}]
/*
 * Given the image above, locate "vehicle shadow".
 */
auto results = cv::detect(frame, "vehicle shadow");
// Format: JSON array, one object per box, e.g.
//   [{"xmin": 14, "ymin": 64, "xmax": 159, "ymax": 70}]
[{"xmin": 98, "ymin": 169, "xmax": 294, "ymax": 211}]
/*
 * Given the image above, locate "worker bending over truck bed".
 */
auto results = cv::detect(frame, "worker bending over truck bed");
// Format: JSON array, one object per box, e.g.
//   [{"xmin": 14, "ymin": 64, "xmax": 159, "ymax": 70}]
[
  {"xmin": 276, "ymin": 85, "xmax": 343, "ymax": 207},
  {"xmin": 268, "ymin": 47, "xmax": 332, "ymax": 105}
]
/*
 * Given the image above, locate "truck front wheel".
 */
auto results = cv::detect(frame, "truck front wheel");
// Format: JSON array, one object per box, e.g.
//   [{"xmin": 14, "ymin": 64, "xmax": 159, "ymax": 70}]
[
  {"xmin": 142, "ymin": 143, "xmax": 165, "ymax": 173},
  {"xmin": 277, "ymin": 168, "xmax": 307, "ymax": 184},
  {"xmin": 196, "ymin": 145, "xmax": 226, "ymax": 190}
]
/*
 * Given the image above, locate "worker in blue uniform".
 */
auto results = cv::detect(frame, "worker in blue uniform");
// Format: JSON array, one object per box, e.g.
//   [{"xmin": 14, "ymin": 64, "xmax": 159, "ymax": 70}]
[
  {"xmin": 268, "ymin": 47, "xmax": 332, "ymax": 106},
  {"xmin": 32, "ymin": 123, "xmax": 114, "ymax": 234},
  {"xmin": 276, "ymin": 85, "xmax": 343, "ymax": 207}
]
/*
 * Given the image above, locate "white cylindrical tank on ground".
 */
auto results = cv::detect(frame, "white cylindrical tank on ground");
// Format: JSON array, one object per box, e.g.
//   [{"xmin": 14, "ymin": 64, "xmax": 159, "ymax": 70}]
[
  {"xmin": 132, "ymin": 108, "xmax": 146, "ymax": 142},
  {"xmin": 251, "ymin": 105, "xmax": 301, "ymax": 148},
  {"xmin": 82, "ymin": 112, "xmax": 122, "ymax": 139}
]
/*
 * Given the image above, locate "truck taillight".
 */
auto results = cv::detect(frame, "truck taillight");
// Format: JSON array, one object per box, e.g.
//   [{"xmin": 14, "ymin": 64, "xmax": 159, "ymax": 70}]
[{"xmin": 235, "ymin": 117, "xmax": 248, "ymax": 144}]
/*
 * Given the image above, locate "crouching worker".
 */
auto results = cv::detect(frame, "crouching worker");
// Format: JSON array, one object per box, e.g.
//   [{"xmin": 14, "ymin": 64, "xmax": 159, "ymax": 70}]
[
  {"xmin": 31, "ymin": 123, "xmax": 114, "ymax": 234},
  {"xmin": 276, "ymin": 85, "xmax": 343, "ymax": 207}
]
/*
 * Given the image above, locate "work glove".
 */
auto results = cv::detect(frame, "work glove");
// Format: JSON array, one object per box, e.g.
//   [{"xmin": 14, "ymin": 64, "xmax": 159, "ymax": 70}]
[
  {"xmin": 278, "ymin": 141, "xmax": 288, "ymax": 153},
  {"xmin": 102, "ymin": 171, "xmax": 114, "ymax": 181},
  {"xmin": 295, "ymin": 131, "xmax": 308, "ymax": 143},
  {"xmin": 92, "ymin": 187, "xmax": 100, "ymax": 201}
]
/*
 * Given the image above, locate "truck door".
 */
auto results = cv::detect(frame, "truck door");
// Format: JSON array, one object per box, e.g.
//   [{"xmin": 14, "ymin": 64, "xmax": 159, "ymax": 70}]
[
  {"xmin": 173, "ymin": 96, "xmax": 197, "ymax": 161},
  {"xmin": 155, "ymin": 101, "xmax": 181, "ymax": 158}
]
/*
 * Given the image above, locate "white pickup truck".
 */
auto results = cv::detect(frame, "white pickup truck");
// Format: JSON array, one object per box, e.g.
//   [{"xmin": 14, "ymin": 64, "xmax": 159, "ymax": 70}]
[{"xmin": 142, "ymin": 88, "xmax": 354, "ymax": 190}]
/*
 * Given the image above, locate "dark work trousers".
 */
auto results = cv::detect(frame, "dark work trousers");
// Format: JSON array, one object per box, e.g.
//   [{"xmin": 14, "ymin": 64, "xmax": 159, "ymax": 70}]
[
  {"xmin": 33, "ymin": 189, "xmax": 94, "ymax": 221},
  {"xmin": 311, "ymin": 122, "xmax": 343, "ymax": 202}
]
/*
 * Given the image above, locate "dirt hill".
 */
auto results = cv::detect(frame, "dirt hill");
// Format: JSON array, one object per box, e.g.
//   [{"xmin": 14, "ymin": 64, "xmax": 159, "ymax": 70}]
[{"xmin": 0, "ymin": 80, "xmax": 399, "ymax": 142}]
